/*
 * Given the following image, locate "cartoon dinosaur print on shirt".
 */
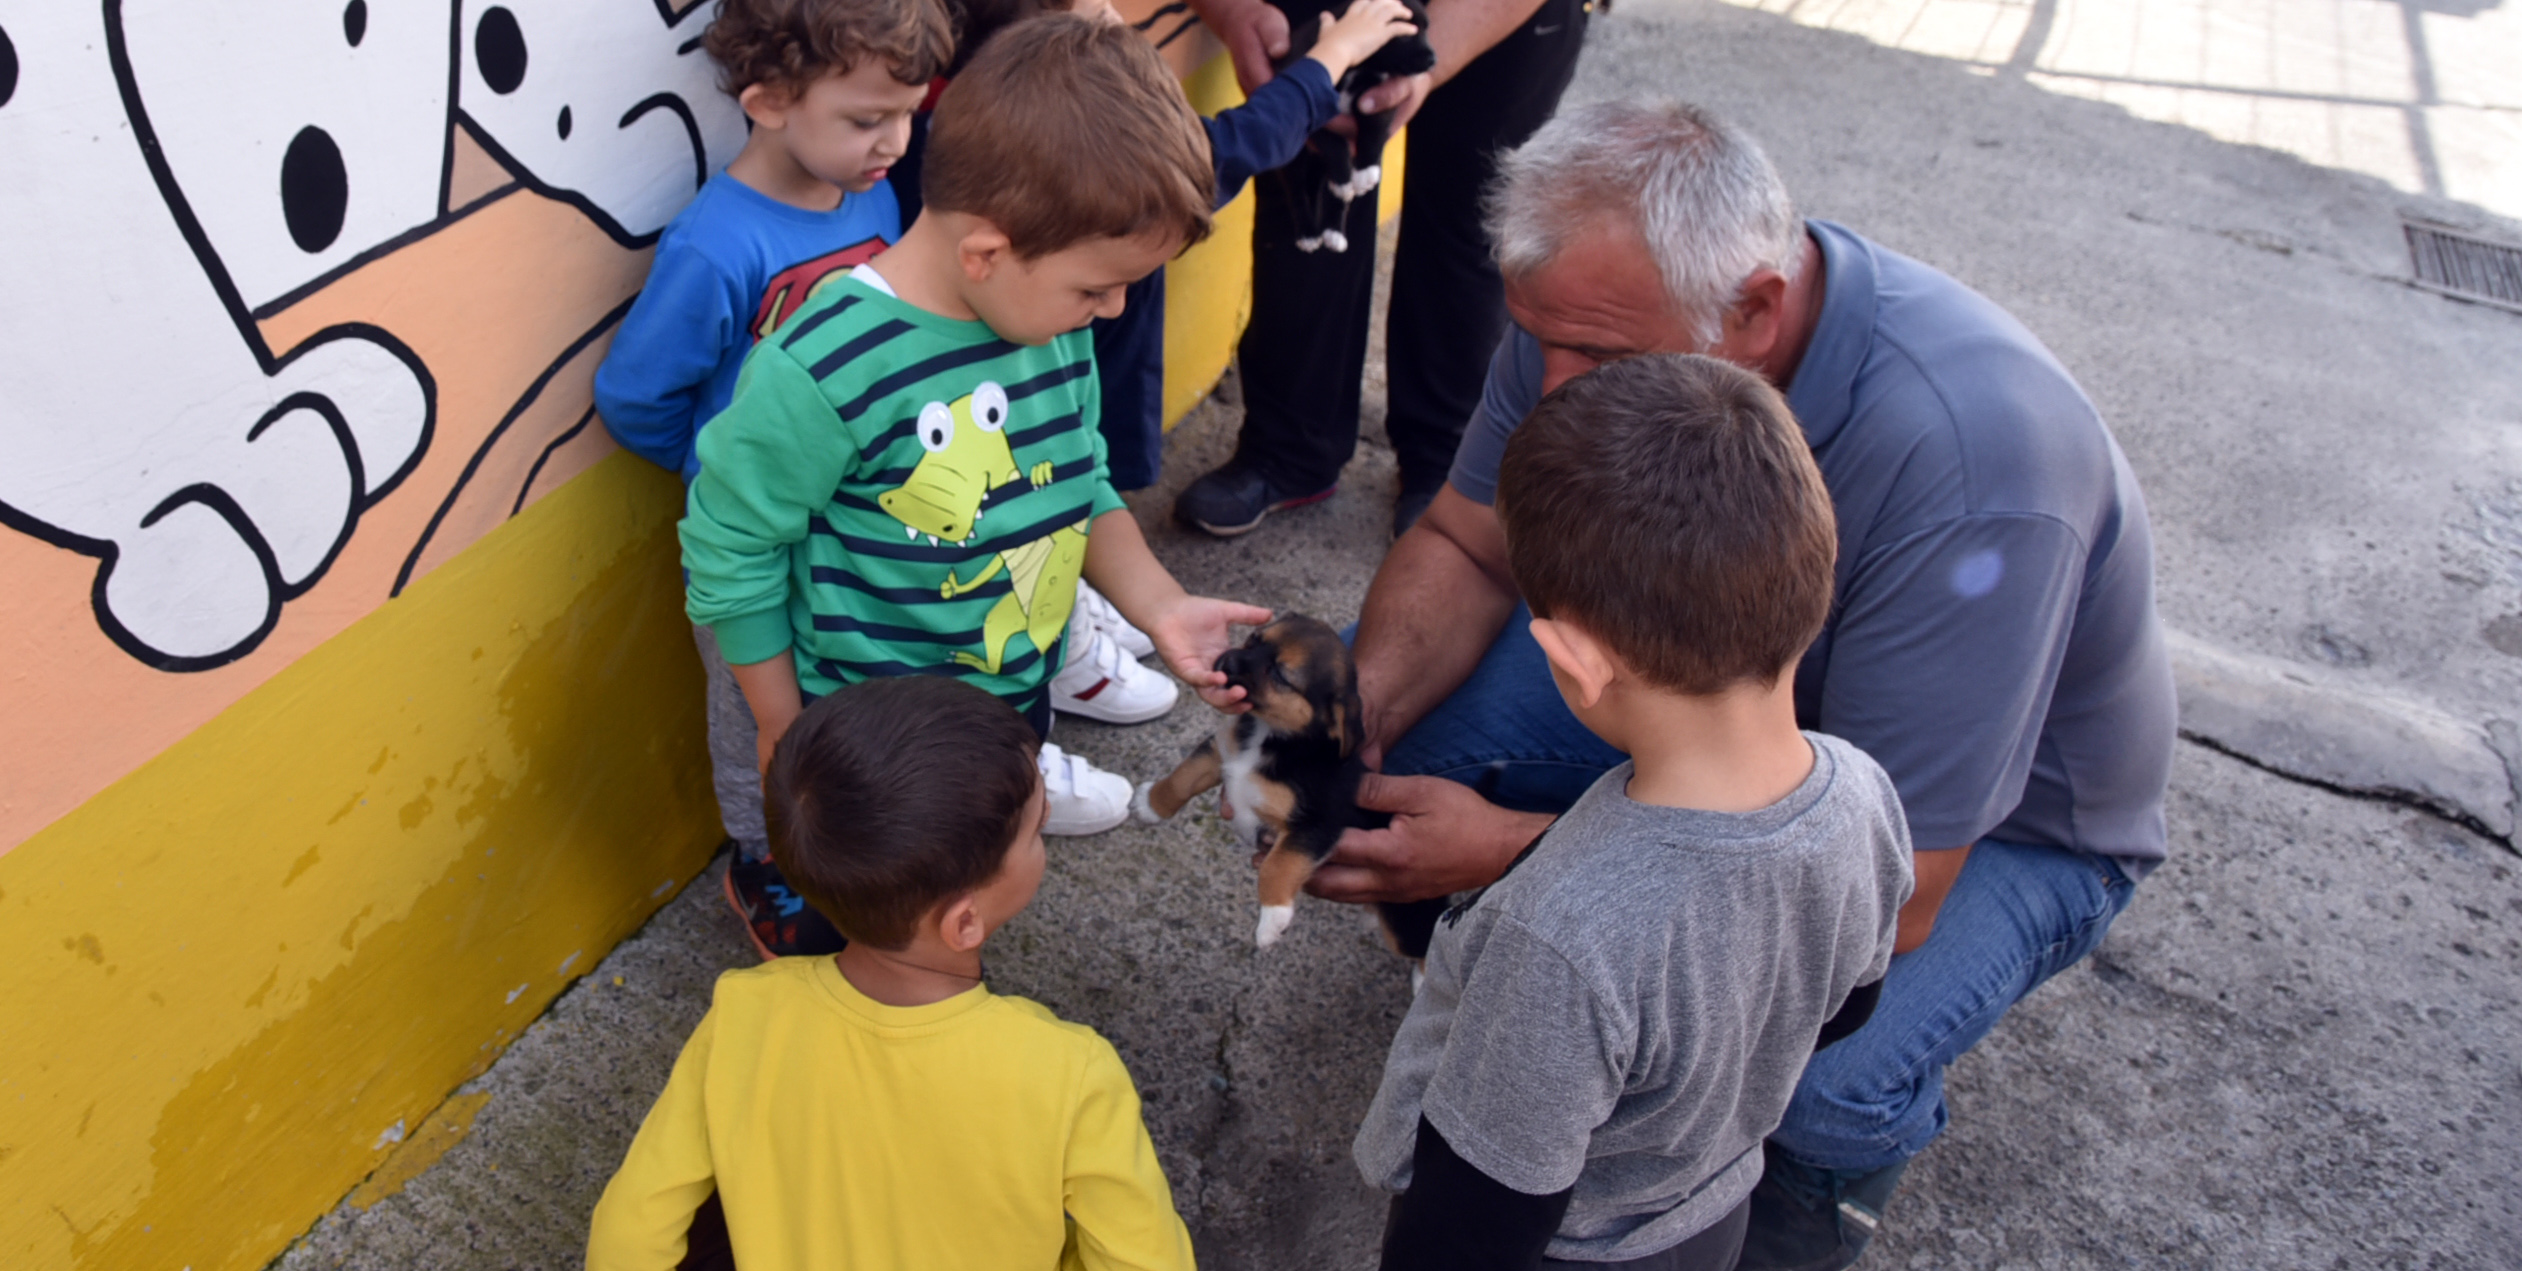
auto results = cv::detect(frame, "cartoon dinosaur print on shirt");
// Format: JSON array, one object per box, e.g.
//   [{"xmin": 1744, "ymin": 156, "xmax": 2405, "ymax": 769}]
[{"xmin": 875, "ymin": 382, "xmax": 1089, "ymax": 676}]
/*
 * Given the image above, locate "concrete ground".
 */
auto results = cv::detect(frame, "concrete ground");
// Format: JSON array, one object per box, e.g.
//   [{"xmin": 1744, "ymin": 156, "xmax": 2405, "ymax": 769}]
[
  {"xmin": 273, "ymin": 0, "xmax": 2522, "ymax": 1266},
  {"xmin": 1713, "ymin": 0, "xmax": 2522, "ymax": 221}
]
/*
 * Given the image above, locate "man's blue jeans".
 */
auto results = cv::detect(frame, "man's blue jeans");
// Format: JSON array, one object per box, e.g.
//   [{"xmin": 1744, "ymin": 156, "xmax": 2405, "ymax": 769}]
[
  {"xmin": 1380, "ymin": 605, "xmax": 1627, "ymax": 811},
  {"xmin": 1382, "ymin": 606, "xmax": 2140, "ymax": 1172}
]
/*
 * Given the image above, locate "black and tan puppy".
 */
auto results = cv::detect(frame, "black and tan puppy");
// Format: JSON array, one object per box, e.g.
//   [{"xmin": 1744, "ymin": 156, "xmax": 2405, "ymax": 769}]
[{"xmin": 1130, "ymin": 615, "xmax": 1445, "ymax": 954}]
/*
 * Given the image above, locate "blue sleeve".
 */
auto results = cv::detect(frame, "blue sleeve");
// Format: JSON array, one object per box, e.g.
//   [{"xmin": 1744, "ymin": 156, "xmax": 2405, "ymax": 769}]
[
  {"xmin": 1073, "ymin": 333, "xmax": 1126, "ymax": 519},
  {"xmin": 1202, "ymin": 59, "xmax": 1341, "ymax": 208},
  {"xmin": 595, "ymin": 237, "xmax": 749, "ymax": 482},
  {"xmin": 1811, "ymin": 513, "xmax": 2088, "ymax": 850},
  {"xmin": 1446, "ymin": 327, "xmax": 1546, "ymax": 506}
]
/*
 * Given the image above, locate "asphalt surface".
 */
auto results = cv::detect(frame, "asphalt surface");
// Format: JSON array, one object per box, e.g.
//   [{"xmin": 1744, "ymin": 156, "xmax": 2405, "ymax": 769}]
[{"xmin": 274, "ymin": 1, "xmax": 2522, "ymax": 1266}]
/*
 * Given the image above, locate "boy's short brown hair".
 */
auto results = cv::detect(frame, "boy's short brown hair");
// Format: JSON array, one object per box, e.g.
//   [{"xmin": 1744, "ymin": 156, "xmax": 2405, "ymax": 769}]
[
  {"xmin": 704, "ymin": 0, "xmax": 956, "ymax": 95},
  {"xmin": 1496, "ymin": 354, "xmax": 1837, "ymax": 695},
  {"xmin": 923, "ymin": 14, "xmax": 1214, "ymax": 258},
  {"xmin": 763, "ymin": 677, "xmax": 1041, "ymax": 949}
]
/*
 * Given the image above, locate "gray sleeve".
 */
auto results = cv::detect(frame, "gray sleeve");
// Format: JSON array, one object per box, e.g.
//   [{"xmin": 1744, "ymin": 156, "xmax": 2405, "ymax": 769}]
[
  {"xmin": 1445, "ymin": 327, "xmax": 1547, "ymax": 507},
  {"xmin": 1814, "ymin": 513, "xmax": 2087, "ymax": 851},
  {"xmin": 1822, "ymin": 736, "xmax": 1916, "ymax": 988},
  {"xmin": 1417, "ymin": 916, "xmax": 1629, "ymax": 1197}
]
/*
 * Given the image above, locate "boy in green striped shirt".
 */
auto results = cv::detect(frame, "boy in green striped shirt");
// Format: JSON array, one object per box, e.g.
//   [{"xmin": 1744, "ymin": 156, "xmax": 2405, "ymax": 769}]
[{"xmin": 682, "ymin": 14, "xmax": 1269, "ymax": 855}]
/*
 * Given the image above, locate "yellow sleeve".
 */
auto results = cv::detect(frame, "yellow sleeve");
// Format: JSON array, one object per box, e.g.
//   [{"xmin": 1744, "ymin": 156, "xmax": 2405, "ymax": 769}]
[
  {"xmin": 1060, "ymin": 1039, "xmax": 1196, "ymax": 1271},
  {"xmin": 585, "ymin": 1008, "xmax": 720, "ymax": 1271}
]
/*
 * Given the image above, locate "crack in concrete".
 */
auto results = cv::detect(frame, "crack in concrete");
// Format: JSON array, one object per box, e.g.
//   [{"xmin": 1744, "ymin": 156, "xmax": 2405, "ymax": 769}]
[
  {"xmin": 2179, "ymin": 730, "xmax": 2516, "ymax": 851},
  {"xmin": 2085, "ymin": 948, "xmax": 2260, "ymax": 1035},
  {"xmin": 1186, "ymin": 968, "xmax": 1253, "ymax": 1228},
  {"xmin": 2112, "ymin": 206, "xmax": 2522, "ymax": 314},
  {"xmin": 2167, "ymin": 629, "xmax": 2518, "ymax": 844},
  {"xmin": 2486, "ymin": 720, "xmax": 2522, "ymax": 829},
  {"xmin": 2121, "ymin": 209, "xmax": 2365, "ymax": 275}
]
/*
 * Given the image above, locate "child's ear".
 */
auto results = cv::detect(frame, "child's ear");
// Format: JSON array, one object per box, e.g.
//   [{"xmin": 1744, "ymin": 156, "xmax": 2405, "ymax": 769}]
[
  {"xmin": 957, "ymin": 221, "xmax": 1014, "ymax": 282},
  {"xmin": 1528, "ymin": 617, "xmax": 1616, "ymax": 710},
  {"xmin": 937, "ymin": 894, "xmax": 988, "ymax": 954},
  {"xmin": 737, "ymin": 81, "xmax": 794, "ymax": 132}
]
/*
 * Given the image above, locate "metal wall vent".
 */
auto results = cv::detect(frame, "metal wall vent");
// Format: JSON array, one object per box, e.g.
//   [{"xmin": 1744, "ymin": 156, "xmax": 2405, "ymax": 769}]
[{"xmin": 2405, "ymin": 219, "xmax": 2522, "ymax": 314}]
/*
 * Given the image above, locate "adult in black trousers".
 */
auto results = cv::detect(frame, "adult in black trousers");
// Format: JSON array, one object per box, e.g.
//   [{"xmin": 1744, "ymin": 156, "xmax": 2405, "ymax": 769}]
[{"xmin": 1176, "ymin": 0, "xmax": 1591, "ymax": 537}]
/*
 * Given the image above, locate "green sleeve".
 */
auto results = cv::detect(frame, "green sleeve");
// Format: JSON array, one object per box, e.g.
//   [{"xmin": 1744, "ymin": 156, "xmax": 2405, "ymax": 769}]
[
  {"xmin": 1060, "ymin": 1037, "xmax": 1195, "ymax": 1271},
  {"xmin": 585, "ymin": 1009, "xmax": 719, "ymax": 1271},
  {"xmin": 679, "ymin": 340, "xmax": 857, "ymax": 666}
]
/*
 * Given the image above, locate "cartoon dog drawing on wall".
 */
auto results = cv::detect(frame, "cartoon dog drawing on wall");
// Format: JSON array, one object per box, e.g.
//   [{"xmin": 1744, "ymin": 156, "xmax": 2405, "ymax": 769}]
[{"xmin": 0, "ymin": 2, "xmax": 744, "ymax": 670}]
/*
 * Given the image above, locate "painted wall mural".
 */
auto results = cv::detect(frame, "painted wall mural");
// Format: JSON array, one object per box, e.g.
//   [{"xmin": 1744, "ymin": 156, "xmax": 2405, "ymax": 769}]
[
  {"xmin": 0, "ymin": 7, "xmax": 1297, "ymax": 1266},
  {"xmin": 0, "ymin": 0, "xmax": 746, "ymax": 851}
]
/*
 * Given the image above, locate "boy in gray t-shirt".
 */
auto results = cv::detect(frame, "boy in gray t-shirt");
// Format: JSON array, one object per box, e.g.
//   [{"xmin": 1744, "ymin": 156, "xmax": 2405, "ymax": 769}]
[{"xmin": 1354, "ymin": 355, "xmax": 1914, "ymax": 1270}]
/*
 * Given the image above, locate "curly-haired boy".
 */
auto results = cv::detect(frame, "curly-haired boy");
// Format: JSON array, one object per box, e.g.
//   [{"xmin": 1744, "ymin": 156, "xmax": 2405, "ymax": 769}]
[{"xmin": 594, "ymin": 0, "xmax": 955, "ymax": 959}]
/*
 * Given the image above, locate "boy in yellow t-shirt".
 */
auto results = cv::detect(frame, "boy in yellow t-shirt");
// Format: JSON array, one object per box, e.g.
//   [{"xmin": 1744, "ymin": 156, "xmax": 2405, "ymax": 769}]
[{"xmin": 586, "ymin": 677, "xmax": 1193, "ymax": 1271}]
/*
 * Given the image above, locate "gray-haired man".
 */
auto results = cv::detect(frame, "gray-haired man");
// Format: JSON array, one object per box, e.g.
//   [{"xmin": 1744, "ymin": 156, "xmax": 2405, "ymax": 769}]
[{"xmin": 1323, "ymin": 100, "xmax": 2176, "ymax": 1269}]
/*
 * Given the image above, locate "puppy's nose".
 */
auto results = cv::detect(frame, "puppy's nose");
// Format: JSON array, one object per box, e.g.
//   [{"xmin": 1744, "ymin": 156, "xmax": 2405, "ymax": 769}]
[{"xmin": 1215, "ymin": 646, "xmax": 1266, "ymax": 690}]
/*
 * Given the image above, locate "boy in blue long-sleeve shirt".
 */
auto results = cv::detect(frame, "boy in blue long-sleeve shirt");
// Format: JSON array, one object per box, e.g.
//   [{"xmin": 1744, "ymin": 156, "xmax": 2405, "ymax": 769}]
[
  {"xmin": 598, "ymin": 0, "xmax": 952, "ymax": 483},
  {"xmin": 594, "ymin": 0, "xmax": 955, "ymax": 958}
]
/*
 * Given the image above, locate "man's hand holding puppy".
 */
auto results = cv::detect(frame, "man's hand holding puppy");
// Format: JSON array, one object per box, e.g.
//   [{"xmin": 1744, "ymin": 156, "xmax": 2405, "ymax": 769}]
[{"xmin": 1306, "ymin": 773, "xmax": 1550, "ymax": 903}]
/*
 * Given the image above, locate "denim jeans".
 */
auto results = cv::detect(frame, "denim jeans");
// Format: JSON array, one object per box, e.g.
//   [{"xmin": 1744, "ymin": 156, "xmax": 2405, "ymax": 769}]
[
  {"xmin": 1380, "ymin": 606, "xmax": 2141, "ymax": 1173},
  {"xmin": 1379, "ymin": 605, "xmax": 1626, "ymax": 809},
  {"xmin": 1772, "ymin": 837, "xmax": 2133, "ymax": 1172}
]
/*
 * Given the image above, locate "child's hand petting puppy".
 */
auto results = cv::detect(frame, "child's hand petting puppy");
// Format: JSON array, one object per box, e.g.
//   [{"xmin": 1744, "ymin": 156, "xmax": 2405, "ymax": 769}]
[
  {"xmin": 1078, "ymin": 507, "xmax": 1268, "ymax": 711},
  {"xmin": 1144, "ymin": 596, "xmax": 1275, "ymax": 712}
]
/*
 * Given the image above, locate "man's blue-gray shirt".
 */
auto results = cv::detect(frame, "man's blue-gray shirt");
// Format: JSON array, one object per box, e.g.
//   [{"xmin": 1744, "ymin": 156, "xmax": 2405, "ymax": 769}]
[{"xmin": 1449, "ymin": 220, "xmax": 2176, "ymax": 868}]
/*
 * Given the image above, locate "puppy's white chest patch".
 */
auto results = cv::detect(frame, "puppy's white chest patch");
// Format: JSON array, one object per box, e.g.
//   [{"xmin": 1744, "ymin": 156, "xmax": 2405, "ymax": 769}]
[{"xmin": 1216, "ymin": 721, "xmax": 1270, "ymax": 850}]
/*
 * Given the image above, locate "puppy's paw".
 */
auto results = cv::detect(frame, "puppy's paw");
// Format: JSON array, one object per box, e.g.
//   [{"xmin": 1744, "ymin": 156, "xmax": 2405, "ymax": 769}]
[
  {"xmin": 1330, "ymin": 166, "xmax": 1382, "ymax": 199},
  {"xmin": 1321, "ymin": 229, "xmax": 1350, "ymax": 253},
  {"xmin": 1296, "ymin": 235, "xmax": 1324, "ymax": 253},
  {"xmin": 1255, "ymin": 904, "xmax": 1296, "ymax": 948},
  {"xmin": 1130, "ymin": 781, "xmax": 1163, "ymax": 824}
]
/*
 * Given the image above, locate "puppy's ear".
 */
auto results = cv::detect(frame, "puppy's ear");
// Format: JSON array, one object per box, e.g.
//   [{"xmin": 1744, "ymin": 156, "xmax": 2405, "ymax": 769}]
[{"xmin": 1334, "ymin": 681, "xmax": 1363, "ymax": 758}]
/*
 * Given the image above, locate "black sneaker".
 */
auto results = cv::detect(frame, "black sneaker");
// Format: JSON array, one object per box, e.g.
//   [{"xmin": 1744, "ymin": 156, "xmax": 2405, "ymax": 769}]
[
  {"xmin": 1735, "ymin": 1142, "xmax": 1908, "ymax": 1271},
  {"xmin": 1173, "ymin": 461, "xmax": 1335, "ymax": 537},
  {"xmin": 723, "ymin": 854, "xmax": 847, "ymax": 961}
]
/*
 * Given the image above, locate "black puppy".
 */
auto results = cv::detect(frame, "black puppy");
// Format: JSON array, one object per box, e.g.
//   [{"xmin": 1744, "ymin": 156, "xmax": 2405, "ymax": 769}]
[
  {"xmin": 1131, "ymin": 615, "xmax": 1445, "ymax": 955},
  {"xmin": 1266, "ymin": 0, "xmax": 1435, "ymax": 253}
]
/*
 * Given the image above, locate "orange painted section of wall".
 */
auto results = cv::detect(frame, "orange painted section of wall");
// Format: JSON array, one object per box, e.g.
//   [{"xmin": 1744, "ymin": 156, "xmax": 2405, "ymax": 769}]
[{"xmin": 2, "ymin": 189, "xmax": 647, "ymax": 856}]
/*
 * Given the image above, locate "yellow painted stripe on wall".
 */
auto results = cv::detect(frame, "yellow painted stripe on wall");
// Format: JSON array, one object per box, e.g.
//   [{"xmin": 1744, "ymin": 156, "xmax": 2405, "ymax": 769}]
[
  {"xmin": 1160, "ymin": 53, "xmax": 1258, "ymax": 429},
  {"xmin": 0, "ymin": 454, "xmax": 720, "ymax": 1271}
]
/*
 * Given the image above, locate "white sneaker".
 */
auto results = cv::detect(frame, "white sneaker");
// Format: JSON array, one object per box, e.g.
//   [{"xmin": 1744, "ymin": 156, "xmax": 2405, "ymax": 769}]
[
  {"xmin": 1074, "ymin": 581, "xmax": 1154, "ymax": 658},
  {"xmin": 1052, "ymin": 606, "xmax": 1178, "ymax": 724},
  {"xmin": 1038, "ymin": 743, "xmax": 1133, "ymax": 836}
]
